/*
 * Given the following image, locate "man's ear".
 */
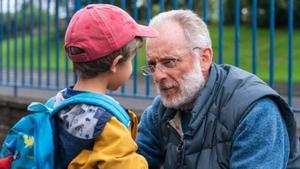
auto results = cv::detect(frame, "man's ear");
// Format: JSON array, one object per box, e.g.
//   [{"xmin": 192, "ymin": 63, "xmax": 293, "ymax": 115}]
[
  {"xmin": 199, "ymin": 48, "xmax": 213, "ymax": 72},
  {"xmin": 110, "ymin": 55, "xmax": 123, "ymax": 73}
]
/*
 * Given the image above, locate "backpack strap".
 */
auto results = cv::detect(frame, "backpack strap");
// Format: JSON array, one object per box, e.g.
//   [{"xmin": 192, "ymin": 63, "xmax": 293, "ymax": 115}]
[
  {"xmin": 25, "ymin": 103, "xmax": 55, "ymax": 169},
  {"xmin": 27, "ymin": 96, "xmax": 55, "ymax": 114},
  {"xmin": 50, "ymin": 92, "xmax": 131, "ymax": 128},
  {"xmin": 45, "ymin": 96, "xmax": 56, "ymax": 108}
]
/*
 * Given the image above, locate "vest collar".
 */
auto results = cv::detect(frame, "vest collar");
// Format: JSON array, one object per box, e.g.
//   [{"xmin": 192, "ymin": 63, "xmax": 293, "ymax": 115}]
[{"xmin": 188, "ymin": 64, "xmax": 222, "ymax": 136}]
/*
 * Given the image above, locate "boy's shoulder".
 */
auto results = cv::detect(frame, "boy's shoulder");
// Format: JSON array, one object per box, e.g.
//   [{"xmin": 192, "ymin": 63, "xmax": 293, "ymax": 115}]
[
  {"xmin": 52, "ymin": 89, "xmax": 131, "ymax": 139},
  {"xmin": 58, "ymin": 103, "xmax": 113, "ymax": 139}
]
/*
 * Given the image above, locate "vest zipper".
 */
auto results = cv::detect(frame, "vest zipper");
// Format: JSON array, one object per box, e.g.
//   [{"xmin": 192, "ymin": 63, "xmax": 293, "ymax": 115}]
[
  {"xmin": 167, "ymin": 123, "xmax": 185, "ymax": 168},
  {"xmin": 177, "ymin": 139, "xmax": 185, "ymax": 168}
]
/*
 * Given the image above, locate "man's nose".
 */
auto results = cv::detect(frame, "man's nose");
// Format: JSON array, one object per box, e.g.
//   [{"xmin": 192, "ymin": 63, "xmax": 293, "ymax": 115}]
[{"xmin": 153, "ymin": 66, "xmax": 168, "ymax": 83}]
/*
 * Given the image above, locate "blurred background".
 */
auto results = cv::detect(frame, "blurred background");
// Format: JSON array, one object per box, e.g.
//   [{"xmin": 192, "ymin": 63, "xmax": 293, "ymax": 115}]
[{"xmin": 0, "ymin": 0, "xmax": 299, "ymax": 142}]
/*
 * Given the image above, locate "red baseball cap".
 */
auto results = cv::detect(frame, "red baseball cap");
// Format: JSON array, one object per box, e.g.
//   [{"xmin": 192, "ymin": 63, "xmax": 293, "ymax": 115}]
[{"xmin": 65, "ymin": 4, "xmax": 158, "ymax": 62}]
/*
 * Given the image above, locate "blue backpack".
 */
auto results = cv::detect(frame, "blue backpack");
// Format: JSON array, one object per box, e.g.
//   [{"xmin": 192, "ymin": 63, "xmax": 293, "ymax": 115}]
[{"xmin": 0, "ymin": 92, "xmax": 131, "ymax": 169}]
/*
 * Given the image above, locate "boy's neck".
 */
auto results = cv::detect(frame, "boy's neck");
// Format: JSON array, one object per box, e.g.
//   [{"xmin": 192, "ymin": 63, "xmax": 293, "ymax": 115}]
[{"xmin": 73, "ymin": 76, "xmax": 108, "ymax": 95}]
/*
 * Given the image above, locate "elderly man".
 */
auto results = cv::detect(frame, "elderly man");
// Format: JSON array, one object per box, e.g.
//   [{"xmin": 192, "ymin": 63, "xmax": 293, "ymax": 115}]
[{"xmin": 136, "ymin": 10, "xmax": 299, "ymax": 169}]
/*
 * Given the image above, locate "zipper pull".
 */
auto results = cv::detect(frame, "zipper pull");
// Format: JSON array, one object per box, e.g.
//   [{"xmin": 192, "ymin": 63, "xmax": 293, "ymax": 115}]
[
  {"xmin": 177, "ymin": 140, "xmax": 183, "ymax": 152},
  {"xmin": 176, "ymin": 140, "xmax": 185, "ymax": 168}
]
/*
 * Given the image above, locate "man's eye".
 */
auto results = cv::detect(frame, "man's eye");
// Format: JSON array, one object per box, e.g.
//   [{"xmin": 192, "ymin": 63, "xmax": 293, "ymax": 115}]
[
  {"xmin": 147, "ymin": 62, "xmax": 156, "ymax": 67},
  {"xmin": 162, "ymin": 59, "xmax": 177, "ymax": 68}
]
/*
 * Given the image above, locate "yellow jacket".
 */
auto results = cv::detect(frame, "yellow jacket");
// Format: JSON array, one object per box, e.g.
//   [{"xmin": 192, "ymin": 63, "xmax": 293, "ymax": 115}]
[{"xmin": 67, "ymin": 111, "xmax": 148, "ymax": 169}]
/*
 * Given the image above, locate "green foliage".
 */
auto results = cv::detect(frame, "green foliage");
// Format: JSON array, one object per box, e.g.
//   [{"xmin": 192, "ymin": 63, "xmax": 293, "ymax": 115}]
[
  {"xmin": 2, "ymin": 6, "xmax": 47, "ymax": 33},
  {"xmin": 208, "ymin": 25, "xmax": 300, "ymax": 82},
  {"xmin": 223, "ymin": 0, "xmax": 300, "ymax": 28},
  {"xmin": 0, "ymin": 34, "xmax": 71, "ymax": 71}
]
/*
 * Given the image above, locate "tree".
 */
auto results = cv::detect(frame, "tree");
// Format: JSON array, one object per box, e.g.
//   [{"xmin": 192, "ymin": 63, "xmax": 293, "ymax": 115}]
[{"xmin": 223, "ymin": 0, "xmax": 297, "ymax": 28}]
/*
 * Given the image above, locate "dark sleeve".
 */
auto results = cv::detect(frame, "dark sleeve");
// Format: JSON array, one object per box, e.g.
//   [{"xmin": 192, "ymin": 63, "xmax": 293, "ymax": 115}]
[
  {"xmin": 136, "ymin": 105, "xmax": 163, "ymax": 169},
  {"xmin": 231, "ymin": 98, "xmax": 290, "ymax": 169}
]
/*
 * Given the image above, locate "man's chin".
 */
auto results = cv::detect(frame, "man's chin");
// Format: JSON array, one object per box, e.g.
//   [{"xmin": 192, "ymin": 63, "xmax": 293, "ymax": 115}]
[
  {"xmin": 161, "ymin": 93, "xmax": 197, "ymax": 109},
  {"xmin": 161, "ymin": 96, "xmax": 183, "ymax": 109}
]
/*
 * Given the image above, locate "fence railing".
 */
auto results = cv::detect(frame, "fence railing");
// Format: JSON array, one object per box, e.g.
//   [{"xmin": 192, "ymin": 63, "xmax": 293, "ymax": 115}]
[{"xmin": 0, "ymin": 0, "xmax": 299, "ymax": 112}]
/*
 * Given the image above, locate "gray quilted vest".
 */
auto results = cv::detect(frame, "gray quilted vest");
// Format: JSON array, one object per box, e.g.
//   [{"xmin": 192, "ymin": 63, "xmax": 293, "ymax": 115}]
[{"xmin": 156, "ymin": 64, "xmax": 298, "ymax": 169}]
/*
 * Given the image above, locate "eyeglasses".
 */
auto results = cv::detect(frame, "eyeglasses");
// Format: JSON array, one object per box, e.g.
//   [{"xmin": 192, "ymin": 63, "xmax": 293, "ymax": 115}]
[
  {"xmin": 140, "ymin": 57, "xmax": 181, "ymax": 76},
  {"xmin": 140, "ymin": 47, "xmax": 201, "ymax": 76}
]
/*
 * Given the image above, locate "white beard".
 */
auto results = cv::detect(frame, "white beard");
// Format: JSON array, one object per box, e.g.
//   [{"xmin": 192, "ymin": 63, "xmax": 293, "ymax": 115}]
[{"xmin": 156, "ymin": 61, "xmax": 206, "ymax": 108}]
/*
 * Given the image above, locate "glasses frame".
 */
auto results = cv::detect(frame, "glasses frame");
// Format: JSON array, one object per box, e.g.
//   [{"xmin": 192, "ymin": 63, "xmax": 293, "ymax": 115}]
[
  {"xmin": 140, "ymin": 57, "xmax": 181, "ymax": 76},
  {"xmin": 140, "ymin": 47, "xmax": 201, "ymax": 76}
]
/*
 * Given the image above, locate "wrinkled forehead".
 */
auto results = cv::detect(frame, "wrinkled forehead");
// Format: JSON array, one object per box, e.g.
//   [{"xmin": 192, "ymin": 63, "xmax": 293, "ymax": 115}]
[
  {"xmin": 146, "ymin": 38, "xmax": 190, "ymax": 62},
  {"xmin": 146, "ymin": 21, "xmax": 189, "ymax": 60}
]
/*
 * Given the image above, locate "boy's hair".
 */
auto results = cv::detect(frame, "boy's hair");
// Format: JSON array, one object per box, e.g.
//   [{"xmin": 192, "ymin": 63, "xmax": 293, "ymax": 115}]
[{"xmin": 71, "ymin": 37, "xmax": 143, "ymax": 79}]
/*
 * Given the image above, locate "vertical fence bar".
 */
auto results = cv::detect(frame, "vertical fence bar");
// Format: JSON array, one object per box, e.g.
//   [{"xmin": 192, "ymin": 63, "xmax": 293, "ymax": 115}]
[
  {"xmin": 55, "ymin": 0, "xmax": 60, "ymax": 89},
  {"xmin": 74, "ymin": 0, "xmax": 82, "ymax": 12},
  {"xmin": 65, "ymin": 0, "xmax": 70, "ymax": 88},
  {"xmin": 288, "ymin": 0, "xmax": 293, "ymax": 106},
  {"xmin": 120, "ymin": 0, "xmax": 126, "ymax": 95},
  {"xmin": 29, "ymin": 0, "xmax": 34, "ymax": 86},
  {"xmin": 109, "ymin": 0, "xmax": 115, "ymax": 4},
  {"xmin": 173, "ymin": 0, "xmax": 178, "ymax": 9},
  {"xmin": 133, "ymin": 0, "xmax": 138, "ymax": 95},
  {"xmin": 73, "ymin": 0, "xmax": 81, "ymax": 84},
  {"xmin": 21, "ymin": 0, "xmax": 26, "ymax": 85},
  {"xmin": 86, "ymin": 0, "xmax": 92, "ymax": 4},
  {"xmin": 6, "ymin": 0, "xmax": 11, "ymax": 84},
  {"xmin": 14, "ymin": 0, "xmax": 18, "ymax": 96},
  {"xmin": 38, "ymin": 0, "xmax": 42, "ymax": 87},
  {"xmin": 0, "ymin": 0, "xmax": 2, "ymax": 83},
  {"xmin": 269, "ymin": 0, "xmax": 275, "ymax": 88},
  {"xmin": 218, "ymin": 0, "xmax": 223, "ymax": 64},
  {"xmin": 145, "ymin": 0, "xmax": 152, "ymax": 97},
  {"xmin": 252, "ymin": 0, "xmax": 257, "ymax": 75},
  {"xmin": 121, "ymin": 0, "xmax": 126, "ymax": 9},
  {"xmin": 188, "ymin": 0, "xmax": 193, "ymax": 10},
  {"xmin": 160, "ymin": 0, "xmax": 164, "ymax": 12},
  {"xmin": 202, "ymin": 0, "xmax": 208, "ymax": 23},
  {"xmin": 46, "ymin": 0, "xmax": 51, "ymax": 87},
  {"xmin": 234, "ymin": 0, "xmax": 240, "ymax": 67}
]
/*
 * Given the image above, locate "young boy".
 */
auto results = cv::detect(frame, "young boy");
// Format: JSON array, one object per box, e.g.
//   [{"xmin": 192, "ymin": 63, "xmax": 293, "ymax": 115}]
[{"xmin": 54, "ymin": 3, "xmax": 158, "ymax": 169}]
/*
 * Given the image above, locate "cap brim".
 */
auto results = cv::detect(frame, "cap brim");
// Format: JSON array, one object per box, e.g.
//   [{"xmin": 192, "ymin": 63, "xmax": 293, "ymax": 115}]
[{"xmin": 136, "ymin": 24, "xmax": 159, "ymax": 38}]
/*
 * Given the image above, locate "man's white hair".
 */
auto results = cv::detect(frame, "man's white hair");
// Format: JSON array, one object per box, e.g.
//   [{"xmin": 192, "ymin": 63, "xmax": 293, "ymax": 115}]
[{"xmin": 149, "ymin": 10, "xmax": 212, "ymax": 49}]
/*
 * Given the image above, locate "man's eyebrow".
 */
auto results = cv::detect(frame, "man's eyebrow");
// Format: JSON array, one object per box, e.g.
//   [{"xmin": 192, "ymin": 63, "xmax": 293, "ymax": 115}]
[
  {"xmin": 147, "ymin": 55, "xmax": 179, "ymax": 62},
  {"xmin": 159, "ymin": 55, "xmax": 181, "ymax": 61},
  {"xmin": 147, "ymin": 60, "xmax": 156, "ymax": 65},
  {"xmin": 160, "ymin": 57, "xmax": 177, "ymax": 60}
]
